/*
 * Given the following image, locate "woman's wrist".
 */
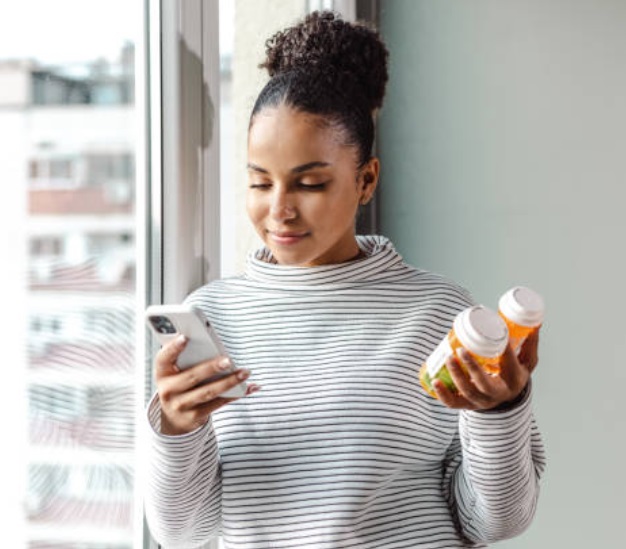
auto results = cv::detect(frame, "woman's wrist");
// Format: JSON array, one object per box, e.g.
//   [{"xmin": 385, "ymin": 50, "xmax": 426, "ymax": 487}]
[{"xmin": 482, "ymin": 381, "xmax": 531, "ymax": 413}]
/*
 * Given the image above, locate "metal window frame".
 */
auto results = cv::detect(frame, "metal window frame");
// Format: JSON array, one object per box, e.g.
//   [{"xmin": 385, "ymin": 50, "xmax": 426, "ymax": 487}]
[
  {"xmin": 160, "ymin": 0, "xmax": 221, "ymax": 305},
  {"xmin": 139, "ymin": 0, "xmax": 220, "ymax": 548}
]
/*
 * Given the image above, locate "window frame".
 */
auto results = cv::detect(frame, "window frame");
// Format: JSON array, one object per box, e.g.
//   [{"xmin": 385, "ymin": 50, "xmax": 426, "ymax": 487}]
[
  {"xmin": 160, "ymin": 0, "xmax": 221, "ymax": 306},
  {"xmin": 139, "ymin": 0, "xmax": 221, "ymax": 548}
]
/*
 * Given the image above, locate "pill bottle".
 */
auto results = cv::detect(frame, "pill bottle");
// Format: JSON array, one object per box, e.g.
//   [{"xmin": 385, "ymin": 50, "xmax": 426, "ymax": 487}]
[
  {"xmin": 419, "ymin": 305, "xmax": 509, "ymax": 398},
  {"xmin": 498, "ymin": 286, "xmax": 545, "ymax": 354}
]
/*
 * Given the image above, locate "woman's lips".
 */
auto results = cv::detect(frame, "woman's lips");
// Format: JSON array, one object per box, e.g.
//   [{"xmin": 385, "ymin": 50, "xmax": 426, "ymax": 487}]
[{"xmin": 268, "ymin": 231, "xmax": 310, "ymax": 245}]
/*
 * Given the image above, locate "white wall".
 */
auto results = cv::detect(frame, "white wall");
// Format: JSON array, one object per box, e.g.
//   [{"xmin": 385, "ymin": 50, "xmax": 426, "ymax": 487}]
[
  {"xmin": 227, "ymin": 0, "xmax": 308, "ymax": 275},
  {"xmin": 378, "ymin": 1, "xmax": 626, "ymax": 547},
  {"xmin": 0, "ymin": 62, "xmax": 31, "ymax": 106},
  {"xmin": 25, "ymin": 106, "xmax": 135, "ymax": 151}
]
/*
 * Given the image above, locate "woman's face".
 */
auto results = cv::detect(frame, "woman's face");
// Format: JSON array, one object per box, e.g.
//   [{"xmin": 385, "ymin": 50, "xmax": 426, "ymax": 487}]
[{"xmin": 246, "ymin": 105, "xmax": 378, "ymax": 266}]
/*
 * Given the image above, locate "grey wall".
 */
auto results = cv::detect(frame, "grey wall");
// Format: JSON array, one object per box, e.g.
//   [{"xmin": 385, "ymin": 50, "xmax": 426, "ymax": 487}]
[{"xmin": 378, "ymin": 1, "xmax": 626, "ymax": 547}]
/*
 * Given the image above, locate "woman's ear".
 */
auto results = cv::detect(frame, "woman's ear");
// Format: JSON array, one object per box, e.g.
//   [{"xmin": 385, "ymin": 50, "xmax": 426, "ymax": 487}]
[{"xmin": 358, "ymin": 157, "xmax": 380, "ymax": 205}]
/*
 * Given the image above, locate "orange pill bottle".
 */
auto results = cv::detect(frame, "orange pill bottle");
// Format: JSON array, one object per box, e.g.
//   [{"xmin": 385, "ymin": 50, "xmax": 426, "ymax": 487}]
[
  {"xmin": 498, "ymin": 286, "xmax": 545, "ymax": 355},
  {"xmin": 419, "ymin": 305, "xmax": 509, "ymax": 398}
]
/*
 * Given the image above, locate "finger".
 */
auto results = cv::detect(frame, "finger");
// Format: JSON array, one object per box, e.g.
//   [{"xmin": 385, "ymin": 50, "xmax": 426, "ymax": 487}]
[
  {"xmin": 154, "ymin": 335, "xmax": 187, "ymax": 378},
  {"xmin": 456, "ymin": 349, "xmax": 497, "ymax": 395},
  {"xmin": 177, "ymin": 356, "xmax": 235, "ymax": 392},
  {"xmin": 498, "ymin": 343, "xmax": 528, "ymax": 391},
  {"xmin": 433, "ymin": 379, "xmax": 477, "ymax": 410},
  {"xmin": 246, "ymin": 383, "xmax": 262, "ymax": 396},
  {"xmin": 157, "ymin": 356, "xmax": 237, "ymax": 404},
  {"xmin": 446, "ymin": 355, "xmax": 492, "ymax": 407},
  {"xmin": 163, "ymin": 397, "xmax": 232, "ymax": 434},
  {"xmin": 176, "ymin": 368, "xmax": 251, "ymax": 410},
  {"xmin": 193, "ymin": 381, "xmax": 261, "ymax": 416},
  {"xmin": 519, "ymin": 329, "xmax": 540, "ymax": 373}
]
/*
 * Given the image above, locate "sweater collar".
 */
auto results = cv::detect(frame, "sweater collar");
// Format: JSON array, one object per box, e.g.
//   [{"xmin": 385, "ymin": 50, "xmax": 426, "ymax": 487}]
[{"xmin": 245, "ymin": 235, "xmax": 409, "ymax": 286}]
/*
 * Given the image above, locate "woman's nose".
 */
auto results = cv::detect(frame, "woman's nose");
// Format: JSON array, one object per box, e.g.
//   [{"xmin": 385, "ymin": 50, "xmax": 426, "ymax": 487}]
[{"xmin": 269, "ymin": 190, "xmax": 297, "ymax": 221}]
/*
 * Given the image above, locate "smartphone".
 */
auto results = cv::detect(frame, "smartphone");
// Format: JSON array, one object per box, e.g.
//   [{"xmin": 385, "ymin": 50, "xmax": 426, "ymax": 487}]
[{"xmin": 145, "ymin": 304, "xmax": 247, "ymax": 398}]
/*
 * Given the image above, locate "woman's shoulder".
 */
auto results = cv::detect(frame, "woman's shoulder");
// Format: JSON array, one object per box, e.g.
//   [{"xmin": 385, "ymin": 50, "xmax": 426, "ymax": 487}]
[
  {"xmin": 401, "ymin": 265, "xmax": 474, "ymax": 309},
  {"xmin": 182, "ymin": 275, "xmax": 247, "ymax": 312},
  {"xmin": 363, "ymin": 235, "xmax": 474, "ymax": 305}
]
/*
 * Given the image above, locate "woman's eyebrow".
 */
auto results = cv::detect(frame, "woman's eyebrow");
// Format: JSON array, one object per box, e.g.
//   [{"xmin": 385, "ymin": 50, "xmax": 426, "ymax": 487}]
[
  {"xmin": 247, "ymin": 163, "xmax": 269, "ymax": 174},
  {"xmin": 246, "ymin": 161, "xmax": 331, "ymax": 174},
  {"xmin": 291, "ymin": 161, "xmax": 331, "ymax": 174}
]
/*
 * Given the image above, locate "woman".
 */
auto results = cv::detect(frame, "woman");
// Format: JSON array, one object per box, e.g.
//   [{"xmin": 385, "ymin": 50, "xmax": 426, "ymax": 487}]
[{"xmin": 145, "ymin": 11, "xmax": 545, "ymax": 549}]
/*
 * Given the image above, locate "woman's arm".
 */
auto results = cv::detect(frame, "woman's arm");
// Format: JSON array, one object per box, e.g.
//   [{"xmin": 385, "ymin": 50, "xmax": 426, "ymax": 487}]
[
  {"xmin": 143, "ymin": 333, "xmax": 258, "ymax": 547},
  {"xmin": 144, "ymin": 395, "xmax": 223, "ymax": 548},
  {"xmin": 439, "ymin": 330, "xmax": 546, "ymax": 543},
  {"xmin": 442, "ymin": 384, "xmax": 546, "ymax": 544}
]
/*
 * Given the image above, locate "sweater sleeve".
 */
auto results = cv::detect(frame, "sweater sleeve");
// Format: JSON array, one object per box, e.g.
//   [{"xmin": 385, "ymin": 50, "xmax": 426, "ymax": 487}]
[
  {"xmin": 143, "ymin": 393, "xmax": 223, "ymax": 549},
  {"xmin": 441, "ymin": 384, "xmax": 546, "ymax": 544}
]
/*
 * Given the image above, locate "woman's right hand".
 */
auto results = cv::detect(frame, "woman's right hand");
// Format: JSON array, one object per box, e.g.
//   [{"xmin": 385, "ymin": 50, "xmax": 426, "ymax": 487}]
[{"xmin": 155, "ymin": 335, "xmax": 258, "ymax": 435}]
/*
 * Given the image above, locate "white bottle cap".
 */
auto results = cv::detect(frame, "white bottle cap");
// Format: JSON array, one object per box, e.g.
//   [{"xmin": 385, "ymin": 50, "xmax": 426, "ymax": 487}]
[
  {"xmin": 453, "ymin": 305, "xmax": 509, "ymax": 358},
  {"xmin": 499, "ymin": 286, "xmax": 545, "ymax": 327}
]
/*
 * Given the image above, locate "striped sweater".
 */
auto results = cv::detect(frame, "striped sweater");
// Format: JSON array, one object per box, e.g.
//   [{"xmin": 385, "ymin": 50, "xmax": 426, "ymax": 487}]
[{"xmin": 144, "ymin": 235, "xmax": 546, "ymax": 549}]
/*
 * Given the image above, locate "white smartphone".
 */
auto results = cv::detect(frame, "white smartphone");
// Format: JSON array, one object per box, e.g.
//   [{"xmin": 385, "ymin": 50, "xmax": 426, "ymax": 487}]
[{"xmin": 145, "ymin": 304, "xmax": 247, "ymax": 398}]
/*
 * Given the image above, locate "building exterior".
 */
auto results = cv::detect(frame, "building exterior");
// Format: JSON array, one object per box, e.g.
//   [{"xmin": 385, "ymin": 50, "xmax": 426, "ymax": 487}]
[{"xmin": 1, "ymin": 46, "xmax": 136, "ymax": 548}]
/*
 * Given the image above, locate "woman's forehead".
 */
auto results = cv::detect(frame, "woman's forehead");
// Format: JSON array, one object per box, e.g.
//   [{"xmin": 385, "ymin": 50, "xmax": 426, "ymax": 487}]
[{"xmin": 248, "ymin": 106, "xmax": 354, "ymax": 159}]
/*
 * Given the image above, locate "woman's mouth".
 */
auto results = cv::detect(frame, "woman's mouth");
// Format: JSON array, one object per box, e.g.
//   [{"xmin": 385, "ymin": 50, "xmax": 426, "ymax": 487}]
[{"xmin": 268, "ymin": 231, "xmax": 310, "ymax": 246}]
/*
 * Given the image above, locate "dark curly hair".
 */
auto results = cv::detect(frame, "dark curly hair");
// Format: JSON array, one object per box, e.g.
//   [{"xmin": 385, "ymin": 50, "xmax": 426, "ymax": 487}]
[{"xmin": 250, "ymin": 11, "xmax": 389, "ymax": 168}]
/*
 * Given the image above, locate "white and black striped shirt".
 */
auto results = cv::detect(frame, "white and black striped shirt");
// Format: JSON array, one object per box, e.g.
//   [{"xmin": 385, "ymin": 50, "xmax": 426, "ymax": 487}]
[{"xmin": 144, "ymin": 235, "xmax": 546, "ymax": 549}]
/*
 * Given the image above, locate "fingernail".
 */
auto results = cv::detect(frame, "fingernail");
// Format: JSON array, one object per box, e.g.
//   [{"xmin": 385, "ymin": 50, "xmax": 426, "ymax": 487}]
[
  {"xmin": 237, "ymin": 368, "xmax": 250, "ymax": 381},
  {"xmin": 175, "ymin": 335, "xmax": 187, "ymax": 347},
  {"xmin": 248, "ymin": 384, "xmax": 261, "ymax": 395},
  {"xmin": 218, "ymin": 357, "xmax": 232, "ymax": 370}
]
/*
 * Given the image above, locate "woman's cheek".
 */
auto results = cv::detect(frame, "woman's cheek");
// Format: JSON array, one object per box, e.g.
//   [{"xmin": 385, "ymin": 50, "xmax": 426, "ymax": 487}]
[{"xmin": 246, "ymin": 194, "xmax": 263, "ymax": 225}]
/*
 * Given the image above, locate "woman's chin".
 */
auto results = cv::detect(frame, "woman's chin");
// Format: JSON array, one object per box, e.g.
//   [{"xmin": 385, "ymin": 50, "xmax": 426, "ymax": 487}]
[{"xmin": 271, "ymin": 251, "xmax": 312, "ymax": 266}]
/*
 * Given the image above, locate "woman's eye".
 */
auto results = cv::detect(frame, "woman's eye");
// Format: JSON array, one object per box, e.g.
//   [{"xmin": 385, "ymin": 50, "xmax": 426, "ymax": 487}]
[
  {"xmin": 297, "ymin": 181, "xmax": 328, "ymax": 190},
  {"xmin": 249, "ymin": 182, "xmax": 271, "ymax": 190}
]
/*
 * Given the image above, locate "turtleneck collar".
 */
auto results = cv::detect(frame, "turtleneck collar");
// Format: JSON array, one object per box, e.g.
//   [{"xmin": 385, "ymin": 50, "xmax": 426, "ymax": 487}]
[{"xmin": 244, "ymin": 235, "xmax": 413, "ymax": 286}]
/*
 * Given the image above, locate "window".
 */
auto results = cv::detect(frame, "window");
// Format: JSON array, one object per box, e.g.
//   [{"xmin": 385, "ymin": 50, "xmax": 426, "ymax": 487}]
[
  {"xmin": 30, "ymin": 237, "xmax": 64, "ymax": 257},
  {"xmin": 28, "ymin": 157, "xmax": 75, "ymax": 184},
  {"xmin": 0, "ymin": 1, "xmax": 142, "ymax": 547},
  {"xmin": 84, "ymin": 153, "xmax": 134, "ymax": 186},
  {"xmin": 2, "ymin": 1, "xmax": 362, "ymax": 548}
]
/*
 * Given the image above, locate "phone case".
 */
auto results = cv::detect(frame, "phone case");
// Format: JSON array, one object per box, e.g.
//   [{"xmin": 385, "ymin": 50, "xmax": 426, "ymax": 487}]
[{"xmin": 145, "ymin": 304, "xmax": 246, "ymax": 398}]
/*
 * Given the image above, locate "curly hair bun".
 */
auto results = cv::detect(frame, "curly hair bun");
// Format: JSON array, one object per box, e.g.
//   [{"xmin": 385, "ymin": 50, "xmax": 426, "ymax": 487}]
[{"xmin": 260, "ymin": 11, "xmax": 389, "ymax": 112}]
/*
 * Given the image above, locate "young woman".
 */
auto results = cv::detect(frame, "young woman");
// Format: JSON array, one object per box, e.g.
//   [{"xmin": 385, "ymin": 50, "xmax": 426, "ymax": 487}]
[{"xmin": 144, "ymin": 11, "xmax": 545, "ymax": 549}]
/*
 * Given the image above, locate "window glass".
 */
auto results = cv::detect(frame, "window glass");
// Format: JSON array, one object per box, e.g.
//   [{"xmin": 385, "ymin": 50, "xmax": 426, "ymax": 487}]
[{"xmin": 0, "ymin": 1, "xmax": 140, "ymax": 547}]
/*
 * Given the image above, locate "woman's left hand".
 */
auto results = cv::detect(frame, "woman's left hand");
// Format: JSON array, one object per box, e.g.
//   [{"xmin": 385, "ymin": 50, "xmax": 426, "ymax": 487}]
[{"xmin": 433, "ymin": 329, "xmax": 540, "ymax": 411}]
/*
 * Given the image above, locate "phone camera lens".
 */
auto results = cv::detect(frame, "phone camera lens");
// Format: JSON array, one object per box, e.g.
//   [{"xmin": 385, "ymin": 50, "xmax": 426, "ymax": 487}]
[{"xmin": 150, "ymin": 316, "xmax": 177, "ymax": 334}]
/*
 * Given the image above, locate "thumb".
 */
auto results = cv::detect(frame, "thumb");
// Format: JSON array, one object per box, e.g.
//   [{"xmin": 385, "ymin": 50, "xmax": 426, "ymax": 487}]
[
  {"xmin": 154, "ymin": 334, "xmax": 187, "ymax": 378},
  {"xmin": 519, "ymin": 328, "xmax": 540, "ymax": 373}
]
